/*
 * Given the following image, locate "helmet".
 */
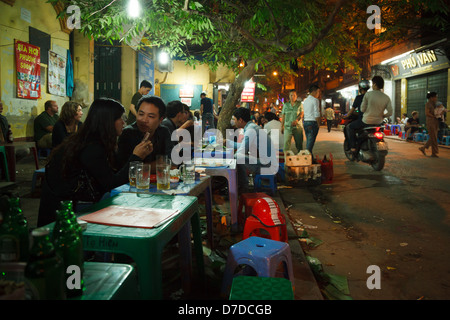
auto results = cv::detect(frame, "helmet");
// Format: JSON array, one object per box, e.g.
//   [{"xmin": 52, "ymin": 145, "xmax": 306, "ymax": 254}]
[
  {"xmin": 252, "ymin": 197, "xmax": 285, "ymax": 227},
  {"xmin": 359, "ymin": 80, "xmax": 371, "ymax": 90}
]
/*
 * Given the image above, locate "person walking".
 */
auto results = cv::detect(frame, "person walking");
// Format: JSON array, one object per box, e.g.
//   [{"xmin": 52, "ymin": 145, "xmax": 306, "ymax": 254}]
[
  {"xmin": 303, "ymin": 85, "xmax": 321, "ymax": 154},
  {"xmin": 325, "ymin": 106, "xmax": 335, "ymax": 132},
  {"xmin": 200, "ymin": 92, "xmax": 215, "ymax": 133},
  {"xmin": 419, "ymin": 92, "xmax": 439, "ymax": 157},
  {"xmin": 281, "ymin": 89, "xmax": 303, "ymax": 153}
]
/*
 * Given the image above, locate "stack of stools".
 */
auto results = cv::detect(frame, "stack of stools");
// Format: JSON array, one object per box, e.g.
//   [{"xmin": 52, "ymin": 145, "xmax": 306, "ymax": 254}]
[
  {"xmin": 229, "ymin": 276, "xmax": 294, "ymax": 300},
  {"xmin": 238, "ymin": 192, "xmax": 270, "ymax": 226},
  {"xmin": 221, "ymin": 236, "xmax": 294, "ymax": 298},
  {"xmin": 242, "ymin": 197, "xmax": 287, "ymax": 242}
]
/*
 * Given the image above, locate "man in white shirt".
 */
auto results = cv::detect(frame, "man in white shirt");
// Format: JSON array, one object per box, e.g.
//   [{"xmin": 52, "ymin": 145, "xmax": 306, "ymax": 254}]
[
  {"xmin": 348, "ymin": 76, "xmax": 393, "ymax": 152},
  {"xmin": 230, "ymin": 107, "xmax": 276, "ymax": 192},
  {"xmin": 302, "ymin": 84, "xmax": 321, "ymax": 154}
]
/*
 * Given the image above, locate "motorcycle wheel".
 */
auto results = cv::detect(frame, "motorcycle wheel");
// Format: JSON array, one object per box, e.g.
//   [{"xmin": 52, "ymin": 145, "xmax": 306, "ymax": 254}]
[
  {"xmin": 343, "ymin": 139, "xmax": 355, "ymax": 161},
  {"xmin": 371, "ymin": 148, "xmax": 385, "ymax": 171}
]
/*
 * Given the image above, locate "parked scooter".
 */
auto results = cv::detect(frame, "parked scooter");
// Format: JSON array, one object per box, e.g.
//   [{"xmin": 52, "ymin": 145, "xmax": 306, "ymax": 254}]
[{"xmin": 343, "ymin": 123, "xmax": 388, "ymax": 171}]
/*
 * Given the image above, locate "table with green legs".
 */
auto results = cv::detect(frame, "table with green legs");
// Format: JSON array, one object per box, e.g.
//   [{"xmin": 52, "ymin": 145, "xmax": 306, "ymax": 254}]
[{"xmin": 74, "ymin": 192, "xmax": 204, "ymax": 300}]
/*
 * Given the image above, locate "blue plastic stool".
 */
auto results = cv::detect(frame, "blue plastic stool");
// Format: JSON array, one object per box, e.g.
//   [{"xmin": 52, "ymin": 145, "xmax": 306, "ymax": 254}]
[
  {"xmin": 442, "ymin": 136, "xmax": 450, "ymax": 146},
  {"xmin": 221, "ymin": 236, "xmax": 294, "ymax": 297},
  {"xmin": 0, "ymin": 146, "xmax": 10, "ymax": 182},
  {"xmin": 413, "ymin": 133, "xmax": 424, "ymax": 142},
  {"xmin": 31, "ymin": 167, "xmax": 45, "ymax": 192},
  {"xmin": 254, "ymin": 174, "xmax": 277, "ymax": 196},
  {"xmin": 400, "ymin": 131, "xmax": 406, "ymax": 139},
  {"xmin": 277, "ymin": 163, "xmax": 285, "ymax": 182},
  {"xmin": 423, "ymin": 134, "xmax": 429, "ymax": 142}
]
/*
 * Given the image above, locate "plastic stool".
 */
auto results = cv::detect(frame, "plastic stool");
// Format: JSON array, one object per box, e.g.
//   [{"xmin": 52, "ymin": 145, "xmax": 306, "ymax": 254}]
[
  {"xmin": 221, "ymin": 236, "xmax": 294, "ymax": 297},
  {"xmin": 238, "ymin": 192, "xmax": 270, "ymax": 225},
  {"xmin": 243, "ymin": 197, "xmax": 287, "ymax": 242},
  {"xmin": 254, "ymin": 174, "xmax": 277, "ymax": 195},
  {"xmin": 0, "ymin": 146, "xmax": 10, "ymax": 181},
  {"xmin": 31, "ymin": 168, "xmax": 45, "ymax": 192},
  {"xmin": 423, "ymin": 134, "xmax": 429, "ymax": 142},
  {"xmin": 277, "ymin": 163, "xmax": 285, "ymax": 182},
  {"xmin": 442, "ymin": 136, "xmax": 450, "ymax": 146},
  {"xmin": 229, "ymin": 276, "xmax": 294, "ymax": 300},
  {"xmin": 413, "ymin": 133, "xmax": 424, "ymax": 142}
]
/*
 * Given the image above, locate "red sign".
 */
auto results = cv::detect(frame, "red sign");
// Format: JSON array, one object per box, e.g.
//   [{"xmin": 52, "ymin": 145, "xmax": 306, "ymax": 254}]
[
  {"xmin": 15, "ymin": 40, "xmax": 41, "ymax": 99},
  {"xmin": 241, "ymin": 80, "xmax": 256, "ymax": 102}
]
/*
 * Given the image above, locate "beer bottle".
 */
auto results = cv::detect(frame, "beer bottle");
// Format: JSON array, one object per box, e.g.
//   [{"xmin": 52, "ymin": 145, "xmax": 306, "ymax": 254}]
[
  {"xmin": 0, "ymin": 197, "xmax": 29, "ymax": 262},
  {"xmin": 24, "ymin": 228, "xmax": 66, "ymax": 300},
  {"xmin": 53, "ymin": 209, "xmax": 84, "ymax": 297}
]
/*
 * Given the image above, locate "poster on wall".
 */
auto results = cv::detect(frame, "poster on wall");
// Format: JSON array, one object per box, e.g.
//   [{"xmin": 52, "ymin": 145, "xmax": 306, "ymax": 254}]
[
  {"xmin": 48, "ymin": 51, "xmax": 66, "ymax": 96},
  {"xmin": 15, "ymin": 40, "xmax": 41, "ymax": 99},
  {"xmin": 241, "ymin": 80, "xmax": 256, "ymax": 102}
]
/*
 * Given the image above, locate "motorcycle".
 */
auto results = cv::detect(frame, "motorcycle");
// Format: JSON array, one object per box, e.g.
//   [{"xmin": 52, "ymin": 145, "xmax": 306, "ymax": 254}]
[{"xmin": 343, "ymin": 121, "xmax": 388, "ymax": 171}]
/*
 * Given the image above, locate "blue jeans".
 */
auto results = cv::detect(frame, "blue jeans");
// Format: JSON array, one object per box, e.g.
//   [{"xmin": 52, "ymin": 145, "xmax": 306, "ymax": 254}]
[{"xmin": 303, "ymin": 121, "xmax": 319, "ymax": 154}]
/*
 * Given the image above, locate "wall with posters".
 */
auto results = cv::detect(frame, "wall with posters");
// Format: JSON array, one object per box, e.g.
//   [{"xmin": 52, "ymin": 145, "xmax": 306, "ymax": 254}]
[{"xmin": 0, "ymin": 0, "xmax": 69, "ymax": 139}]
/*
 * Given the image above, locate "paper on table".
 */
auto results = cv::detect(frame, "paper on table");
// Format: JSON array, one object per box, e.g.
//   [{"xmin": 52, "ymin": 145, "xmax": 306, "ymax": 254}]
[{"xmin": 79, "ymin": 205, "xmax": 180, "ymax": 229}]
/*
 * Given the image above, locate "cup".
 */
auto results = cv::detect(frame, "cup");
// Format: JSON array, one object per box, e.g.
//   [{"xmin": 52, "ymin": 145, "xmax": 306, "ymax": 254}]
[
  {"xmin": 128, "ymin": 161, "xmax": 141, "ymax": 190},
  {"xmin": 136, "ymin": 163, "xmax": 151, "ymax": 192},
  {"xmin": 156, "ymin": 163, "xmax": 170, "ymax": 190},
  {"xmin": 180, "ymin": 162, "xmax": 195, "ymax": 184},
  {"xmin": 170, "ymin": 169, "xmax": 180, "ymax": 183}
]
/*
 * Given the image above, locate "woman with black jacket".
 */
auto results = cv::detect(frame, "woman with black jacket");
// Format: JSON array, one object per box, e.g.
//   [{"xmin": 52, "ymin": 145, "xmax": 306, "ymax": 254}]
[{"xmin": 37, "ymin": 98, "xmax": 153, "ymax": 227}]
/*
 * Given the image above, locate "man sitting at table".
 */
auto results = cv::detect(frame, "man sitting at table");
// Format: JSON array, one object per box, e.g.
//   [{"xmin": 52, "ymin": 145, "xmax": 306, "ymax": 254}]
[
  {"xmin": 117, "ymin": 96, "xmax": 172, "ymax": 171},
  {"xmin": 34, "ymin": 100, "xmax": 59, "ymax": 149},
  {"xmin": 229, "ymin": 107, "xmax": 277, "ymax": 193},
  {"xmin": 405, "ymin": 111, "xmax": 420, "ymax": 141}
]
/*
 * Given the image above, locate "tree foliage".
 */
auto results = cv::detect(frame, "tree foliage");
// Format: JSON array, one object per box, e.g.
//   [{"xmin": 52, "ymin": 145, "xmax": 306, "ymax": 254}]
[{"xmin": 49, "ymin": 0, "xmax": 449, "ymax": 132}]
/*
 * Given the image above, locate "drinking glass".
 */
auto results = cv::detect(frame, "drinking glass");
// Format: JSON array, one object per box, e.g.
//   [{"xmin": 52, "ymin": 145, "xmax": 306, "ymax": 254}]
[
  {"xmin": 180, "ymin": 162, "xmax": 195, "ymax": 184},
  {"xmin": 128, "ymin": 161, "xmax": 141, "ymax": 190},
  {"xmin": 156, "ymin": 163, "xmax": 170, "ymax": 190},
  {"xmin": 136, "ymin": 163, "xmax": 151, "ymax": 192}
]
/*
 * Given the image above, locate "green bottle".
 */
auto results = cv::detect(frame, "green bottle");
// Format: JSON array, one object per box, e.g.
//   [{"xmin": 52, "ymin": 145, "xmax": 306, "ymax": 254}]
[
  {"xmin": 24, "ymin": 228, "xmax": 66, "ymax": 300},
  {"xmin": 60, "ymin": 200, "xmax": 83, "ymax": 238},
  {"xmin": 0, "ymin": 197, "xmax": 29, "ymax": 262},
  {"xmin": 53, "ymin": 209, "xmax": 84, "ymax": 298}
]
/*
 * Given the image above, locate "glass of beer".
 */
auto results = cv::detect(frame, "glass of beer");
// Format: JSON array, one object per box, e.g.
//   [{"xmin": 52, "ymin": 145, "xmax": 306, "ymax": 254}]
[
  {"xmin": 156, "ymin": 162, "xmax": 170, "ymax": 190},
  {"xmin": 128, "ymin": 161, "xmax": 141, "ymax": 191},
  {"xmin": 136, "ymin": 163, "xmax": 151, "ymax": 192}
]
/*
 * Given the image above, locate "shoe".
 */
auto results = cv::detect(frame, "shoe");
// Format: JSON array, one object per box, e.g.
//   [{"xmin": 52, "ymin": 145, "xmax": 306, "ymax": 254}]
[
  {"xmin": 419, "ymin": 147, "xmax": 426, "ymax": 156},
  {"xmin": 431, "ymin": 154, "xmax": 439, "ymax": 158}
]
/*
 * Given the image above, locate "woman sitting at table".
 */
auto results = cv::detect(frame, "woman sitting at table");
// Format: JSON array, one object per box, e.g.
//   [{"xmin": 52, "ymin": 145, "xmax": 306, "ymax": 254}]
[
  {"xmin": 37, "ymin": 98, "xmax": 153, "ymax": 227},
  {"xmin": 52, "ymin": 101, "xmax": 84, "ymax": 148}
]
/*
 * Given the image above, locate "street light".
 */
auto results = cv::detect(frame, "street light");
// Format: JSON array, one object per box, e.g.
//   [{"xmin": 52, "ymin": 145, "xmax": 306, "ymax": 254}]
[{"xmin": 128, "ymin": 0, "xmax": 141, "ymax": 18}]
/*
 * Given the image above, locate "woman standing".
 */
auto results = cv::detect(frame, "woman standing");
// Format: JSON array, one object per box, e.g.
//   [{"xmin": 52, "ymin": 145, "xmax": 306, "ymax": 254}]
[
  {"xmin": 52, "ymin": 101, "xmax": 83, "ymax": 148},
  {"xmin": 38, "ymin": 98, "xmax": 153, "ymax": 227},
  {"xmin": 419, "ymin": 92, "xmax": 439, "ymax": 157}
]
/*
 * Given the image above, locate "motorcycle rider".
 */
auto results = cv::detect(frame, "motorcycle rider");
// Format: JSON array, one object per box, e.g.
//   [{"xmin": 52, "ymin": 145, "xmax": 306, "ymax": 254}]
[
  {"xmin": 348, "ymin": 76, "xmax": 393, "ymax": 153},
  {"xmin": 346, "ymin": 79, "xmax": 370, "ymax": 121}
]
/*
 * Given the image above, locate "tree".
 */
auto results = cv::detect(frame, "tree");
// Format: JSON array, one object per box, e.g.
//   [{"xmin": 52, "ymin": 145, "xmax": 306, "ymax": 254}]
[{"xmin": 51, "ymin": 0, "xmax": 448, "ymax": 134}]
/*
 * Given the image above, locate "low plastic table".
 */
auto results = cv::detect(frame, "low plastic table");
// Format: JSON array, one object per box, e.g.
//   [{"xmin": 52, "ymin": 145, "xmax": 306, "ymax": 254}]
[{"xmin": 48, "ymin": 193, "xmax": 204, "ymax": 300}]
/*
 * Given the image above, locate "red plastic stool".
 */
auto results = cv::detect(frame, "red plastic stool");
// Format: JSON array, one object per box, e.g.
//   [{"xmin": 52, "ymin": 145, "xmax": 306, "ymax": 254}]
[
  {"xmin": 243, "ymin": 197, "xmax": 287, "ymax": 242},
  {"xmin": 238, "ymin": 193, "xmax": 271, "ymax": 225}
]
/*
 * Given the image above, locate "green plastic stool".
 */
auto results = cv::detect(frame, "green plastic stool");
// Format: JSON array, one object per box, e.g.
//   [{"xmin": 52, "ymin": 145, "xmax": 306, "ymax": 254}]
[
  {"xmin": 229, "ymin": 276, "xmax": 294, "ymax": 300},
  {"xmin": 0, "ymin": 146, "xmax": 10, "ymax": 181}
]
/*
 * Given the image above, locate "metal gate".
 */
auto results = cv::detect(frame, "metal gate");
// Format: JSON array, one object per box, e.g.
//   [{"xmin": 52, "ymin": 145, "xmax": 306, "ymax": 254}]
[
  {"xmin": 407, "ymin": 70, "xmax": 448, "ymax": 124},
  {"xmin": 94, "ymin": 41, "xmax": 121, "ymax": 102}
]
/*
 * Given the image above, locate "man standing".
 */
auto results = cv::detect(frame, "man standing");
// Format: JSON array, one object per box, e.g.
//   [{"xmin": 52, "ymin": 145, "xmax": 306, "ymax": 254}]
[
  {"xmin": 302, "ymin": 85, "xmax": 322, "ymax": 154},
  {"xmin": 281, "ymin": 89, "xmax": 303, "ymax": 153},
  {"xmin": 127, "ymin": 80, "xmax": 152, "ymax": 125},
  {"xmin": 348, "ymin": 76, "xmax": 393, "ymax": 153},
  {"xmin": 419, "ymin": 92, "xmax": 439, "ymax": 157},
  {"xmin": 117, "ymin": 96, "xmax": 172, "ymax": 171},
  {"xmin": 34, "ymin": 100, "xmax": 59, "ymax": 149},
  {"xmin": 200, "ymin": 92, "xmax": 215, "ymax": 133},
  {"xmin": 231, "ymin": 107, "xmax": 275, "ymax": 192}
]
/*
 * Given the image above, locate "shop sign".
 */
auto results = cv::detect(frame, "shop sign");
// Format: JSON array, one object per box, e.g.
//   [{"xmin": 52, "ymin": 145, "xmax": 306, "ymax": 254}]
[
  {"xmin": 241, "ymin": 80, "xmax": 256, "ymax": 102},
  {"xmin": 15, "ymin": 40, "xmax": 41, "ymax": 99},
  {"xmin": 390, "ymin": 49, "xmax": 449, "ymax": 79}
]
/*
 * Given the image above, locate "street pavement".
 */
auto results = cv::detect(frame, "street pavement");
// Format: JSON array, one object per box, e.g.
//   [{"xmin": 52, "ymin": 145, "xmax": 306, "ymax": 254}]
[{"xmin": 279, "ymin": 126, "xmax": 450, "ymax": 300}]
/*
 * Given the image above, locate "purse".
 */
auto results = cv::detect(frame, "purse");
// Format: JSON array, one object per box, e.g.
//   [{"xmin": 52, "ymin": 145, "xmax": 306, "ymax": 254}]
[{"xmin": 72, "ymin": 169, "xmax": 103, "ymax": 202}]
